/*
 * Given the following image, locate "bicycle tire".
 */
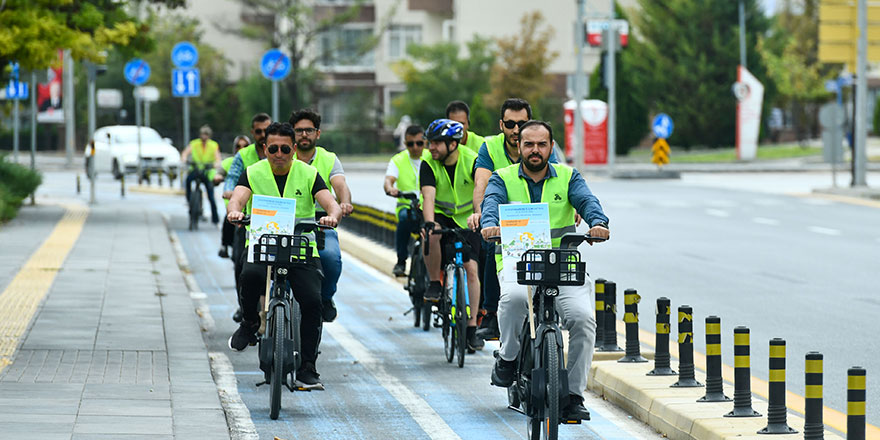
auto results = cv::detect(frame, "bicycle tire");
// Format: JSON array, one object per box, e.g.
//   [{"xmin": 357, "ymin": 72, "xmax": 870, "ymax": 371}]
[
  {"xmin": 455, "ymin": 267, "xmax": 467, "ymax": 368},
  {"xmin": 269, "ymin": 304, "xmax": 286, "ymax": 420},
  {"xmin": 542, "ymin": 334, "xmax": 561, "ymax": 439},
  {"xmin": 188, "ymin": 186, "xmax": 200, "ymax": 231},
  {"xmin": 421, "ymin": 299, "xmax": 431, "ymax": 331},
  {"xmin": 442, "ymin": 270, "xmax": 454, "ymax": 363},
  {"xmin": 292, "ymin": 295, "xmax": 302, "ymax": 368}
]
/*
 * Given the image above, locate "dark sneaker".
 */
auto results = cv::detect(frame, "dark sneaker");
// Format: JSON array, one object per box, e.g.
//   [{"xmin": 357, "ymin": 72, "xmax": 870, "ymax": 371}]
[
  {"xmin": 218, "ymin": 246, "xmax": 229, "ymax": 259},
  {"xmin": 392, "ymin": 262, "xmax": 406, "ymax": 277},
  {"xmin": 228, "ymin": 321, "xmax": 258, "ymax": 352},
  {"xmin": 491, "ymin": 357, "xmax": 516, "ymax": 387},
  {"xmin": 423, "ymin": 281, "xmax": 442, "ymax": 302},
  {"xmin": 476, "ymin": 313, "xmax": 500, "ymax": 340},
  {"xmin": 466, "ymin": 326, "xmax": 484, "ymax": 353},
  {"xmin": 563, "ymin": 394, "xmax": 591, "ymax": 421},
  {"xmin": 232, "ymin": 308, "xmax": 243, "ymax": 323},
  {"xmin": 295, "ymin": 362, "xmax": 324, "ymax": 390},
  {"xmin": 322, "ymin": 299, "xmax": 337, "ymax": 323}
]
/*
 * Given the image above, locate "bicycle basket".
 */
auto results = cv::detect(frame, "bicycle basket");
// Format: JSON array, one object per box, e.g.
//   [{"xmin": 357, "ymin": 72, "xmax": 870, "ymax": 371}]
[
  {"xmin": 515, "ymin": 249, "xmax": 586, "ymax": 286},
  {"xmin": 252, "ymin": 234, "xmax": 313, "ymax": 266}
]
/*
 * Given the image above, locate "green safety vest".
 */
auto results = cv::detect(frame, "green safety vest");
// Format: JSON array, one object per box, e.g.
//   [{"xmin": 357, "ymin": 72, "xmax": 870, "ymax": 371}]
[
  {"xmin": 391, "ymin": 150, "xmax": 420, "ymax": 216},
  {"xmin": 189, "ymin": 139, "xmax": 219, "ymax": 165},
  {"xmin": 221, "ymin": 157, "xmax": 233, "ymax": 207},
  {"xmin": 296, "ymin": 146, "xmax": 337, "ymax": 213},
  {"xmin": 423, "ymin": 146, "xmax": 477, "ymax": 228},
  {"xmin": 485, "ymin": 134, "xmax": 516, "ymax": 171},
  {"xmin": 460, "ymin": 131, "xmax": 485, "ymax": 153},
  {"xmin": 494, "ymin": 163, "xmax": 577, "ymax": 271},
  {"xmin": 241, "ymin": 144, "xmax": 262, "ymax": 168},
  {"xmin": 245, "ymin": 159, "xmax": 320, "ymax": 257}
]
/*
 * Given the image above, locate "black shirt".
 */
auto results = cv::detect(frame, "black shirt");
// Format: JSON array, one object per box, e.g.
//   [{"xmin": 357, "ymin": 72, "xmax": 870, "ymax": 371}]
[
  {"xmin": 237, "ymin": 169, "xmax": 328, "ymax": 196},
  {"xmin": 420, "ymin": 161, "xmax": 457, "ymax": 188}
]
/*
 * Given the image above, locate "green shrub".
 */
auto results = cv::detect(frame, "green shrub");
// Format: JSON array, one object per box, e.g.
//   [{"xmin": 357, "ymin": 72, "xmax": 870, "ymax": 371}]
[{"xmin": 0, "ymin": 156, "xmax": 42, "ymax": 222}]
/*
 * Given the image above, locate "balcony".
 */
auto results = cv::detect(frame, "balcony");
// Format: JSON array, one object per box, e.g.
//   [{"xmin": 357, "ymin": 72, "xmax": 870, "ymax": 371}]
[{"xmin": 408, "ymin": 0, "xmax": 452, "ymax": 14}]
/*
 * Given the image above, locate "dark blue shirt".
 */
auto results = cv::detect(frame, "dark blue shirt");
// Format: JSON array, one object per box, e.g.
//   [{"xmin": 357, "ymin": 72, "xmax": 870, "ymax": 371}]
[{"xmin": 480, "ymin": 164, "xmax": 609, "ymax": 229}]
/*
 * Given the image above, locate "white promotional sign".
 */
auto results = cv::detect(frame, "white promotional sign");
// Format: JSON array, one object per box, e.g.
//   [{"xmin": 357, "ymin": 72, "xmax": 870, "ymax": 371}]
[{"xmin": 735, "ymin": 66, "xmax": 764, "ymax": 161}]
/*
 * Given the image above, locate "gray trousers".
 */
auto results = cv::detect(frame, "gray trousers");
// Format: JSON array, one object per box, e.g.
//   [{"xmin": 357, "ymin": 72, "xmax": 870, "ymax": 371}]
[{"xmin": 497, "ymin": 268, "xmax": 596, "ymax": 398}]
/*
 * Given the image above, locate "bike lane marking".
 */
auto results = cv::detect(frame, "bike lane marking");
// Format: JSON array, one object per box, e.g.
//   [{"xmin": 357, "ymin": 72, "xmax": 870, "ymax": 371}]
[{"xmin": 0, "ymin": 204, "xmax": 88, "ymax": 373}]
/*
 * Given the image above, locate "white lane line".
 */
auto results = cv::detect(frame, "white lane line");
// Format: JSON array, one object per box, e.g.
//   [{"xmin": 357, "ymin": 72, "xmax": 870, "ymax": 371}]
[
  {"xmin": 752, "ymin": 217, "xmax": 779, "ymax": 226},
  {"xmin": 808, "ymin": 226, "xmax": 841, "ymax": 236},
  {"xmin": 324, "ymin": 323, "xmax": 461, "ymax": 440},
  {"xmin": 705, "ymin": 208, "xmax": 730, "ymax": 218}
]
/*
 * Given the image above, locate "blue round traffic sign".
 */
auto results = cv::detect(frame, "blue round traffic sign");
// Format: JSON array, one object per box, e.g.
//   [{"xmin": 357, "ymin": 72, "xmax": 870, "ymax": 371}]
[
  {"xmin": 124, "ymin": 58, "xmax": 151, "ymax": 86},
  {"xmin": 652, "ymin": 113, "xmax": 674, "ymax": 139},
  {"xmin": 260, "ymin": 49, "xmax": 291, "ymax": 81},
  {"xmin": 171, "ymin": 42, "xmax": 199, "ymax": 68}
]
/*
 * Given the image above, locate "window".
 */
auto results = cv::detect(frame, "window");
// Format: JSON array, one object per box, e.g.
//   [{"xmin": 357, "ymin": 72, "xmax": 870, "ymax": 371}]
[
  {"xmin": 318, "ymin": 25, "xmax": 375, "ymax": 69},
  {"xmin": 388, "ymin": 24, "xmax": 422, "ymax": 59}
]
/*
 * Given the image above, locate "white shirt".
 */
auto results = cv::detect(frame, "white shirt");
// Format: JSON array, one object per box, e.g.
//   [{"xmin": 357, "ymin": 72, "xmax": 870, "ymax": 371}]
[{"xmin": 385, "ymin": 156, "xmax": 421, "ymax": 186}]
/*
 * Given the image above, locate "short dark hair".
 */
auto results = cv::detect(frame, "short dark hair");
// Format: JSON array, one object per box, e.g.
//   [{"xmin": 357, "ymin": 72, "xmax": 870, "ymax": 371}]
[
  {"xmin": 500, "ymin": 98, "xmax": 532, "ymax": 120},
  {"xmin": 289, "ymin": 108, "xmax": 322, "ymax": 129},
  {"xmin": 264, "ymin": 122, "xmax": 295, "ymax": 143},
  {"xmin": 404, "ymin": 125, "xmax": 423, "ymax": 137},
  {"xmin": 251, "ymin": 112, "xmax": 271, "ymax": 128},
  {"xmin": 518, "ymin": 120, "xmax": 553, "ymax": 145},
  {"xmin": 445, "ymin": 100, "xmax": 470, "ymax": 120}
]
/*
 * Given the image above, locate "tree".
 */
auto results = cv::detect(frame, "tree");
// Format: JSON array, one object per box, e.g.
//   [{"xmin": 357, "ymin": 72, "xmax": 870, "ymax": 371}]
[
  {"xmin": 391, "ymin": 37, "xmax": 496, "ymax": 135},
  {"xmin": 628, "ymin": 0, "xmax": 772, "ymax": 148}
]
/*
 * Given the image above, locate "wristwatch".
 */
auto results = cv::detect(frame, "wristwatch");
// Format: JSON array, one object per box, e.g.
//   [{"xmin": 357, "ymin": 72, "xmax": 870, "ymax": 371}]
[{"xmin": 592, "ymin": 222, "xmax": 609, "ymax": 229}]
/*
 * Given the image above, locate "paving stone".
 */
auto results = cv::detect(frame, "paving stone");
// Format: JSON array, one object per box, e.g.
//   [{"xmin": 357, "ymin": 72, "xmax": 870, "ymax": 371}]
[
  {"xmin": 78, "ymin": 398, "xmax": 172, "ymax": 417},
  {"xmin": 73, "ymin": 415, "xmax": 173, "ymax": 435}
]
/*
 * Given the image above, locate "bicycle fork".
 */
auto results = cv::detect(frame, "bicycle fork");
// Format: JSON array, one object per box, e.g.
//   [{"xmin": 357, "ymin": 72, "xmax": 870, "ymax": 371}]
[{"xmin": 449, "ymin": 242, "xmax": 471, "ymax": 327}]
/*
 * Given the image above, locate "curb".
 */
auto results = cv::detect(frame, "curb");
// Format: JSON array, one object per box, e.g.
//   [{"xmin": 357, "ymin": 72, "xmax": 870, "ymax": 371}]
[{"xmin": 131, "ymin": 185, "xmax": 185, "ymax": 196}]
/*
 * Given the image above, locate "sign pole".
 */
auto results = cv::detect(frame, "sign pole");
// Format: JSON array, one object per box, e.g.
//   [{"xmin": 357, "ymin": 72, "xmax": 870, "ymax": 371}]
[
  {"xmin": 64, "ymin": 49, "xmax": 75, "ymax": 167},
  {"xmin": 13, "ymin": 96, "xmax": 19, "ymax": 163},
  {"xmin": 135, "ymin": 95, "xmax": 142, "ymax": 179},
  {"xmin": 88, "ymin": 63, "xmax": 97, "ymax": 145},
  {"xmin": 854, "ymin": 0, "xmax": 868, "ymax": 186},
  {"xmin": 739, "ymin": 0, "xmax": 747, "ymax": 69},
  {"xmin": 606, "ymin": 0, "xmax": 616, "ymax": 169},
  {"xmin": 272, "ymin": 80, "xmax": 279, "ymax": 122},
  {"xmin": 183, "ymin": 96, "xmax": 190, "ymax": 149},
  {"xmin": 145, "ymin": 100, "xmax": 151, "ymax": 127},
  {"xmin": 29, "ymin": 71, "xmax": 36, "ymax": 205},
  {"xmin": 573, "ymin": 0, "xmax": 586, "ymax": 172}
]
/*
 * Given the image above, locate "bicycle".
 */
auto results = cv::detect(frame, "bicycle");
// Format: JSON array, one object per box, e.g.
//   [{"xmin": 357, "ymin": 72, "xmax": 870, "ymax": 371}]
[
  {"xmin": 394, "ymin": 192, "xmax": 431, "ymax": 330},
  {"xmin": 502, "ymin": 233, "xmax": 605, "ymax": 440},
  {"xmin": 233, "ymin": 216, "xmax": 328, "ymax": 420},
  {"xmin": 186, "ymin": 161, "xmax": 212, "ymax": 231},
  {"xmin": 425, "ymin": 225, "xmax": 476, "ymax": 368}
]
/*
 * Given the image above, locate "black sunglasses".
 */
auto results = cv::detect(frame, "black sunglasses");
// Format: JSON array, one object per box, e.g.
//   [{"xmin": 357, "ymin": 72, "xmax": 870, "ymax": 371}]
[
  {"xmin": 267, "ymin": 145, "xmax": 292, "ymax": 154},
  {"xmin": 405, "ymin": 140, "xmax": 425, "ymax": 147},
  {"xmin": 502, "ymin": 119, "xmax": 528, "ymax": 129},
  {"xmin": 253, "ymin": 128, "xmax": 264, "ymax": 135}
]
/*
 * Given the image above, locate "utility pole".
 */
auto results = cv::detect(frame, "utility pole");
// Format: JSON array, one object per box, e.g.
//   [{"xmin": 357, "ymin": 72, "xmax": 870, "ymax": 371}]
[
  {"xmin": 29, "ymin": 71, "xmax": 36, "ymax": 205},
  {"xmin": 853, "ymin": 0, "xmax": 868, "ymax": 186},
  {"xmin": 606, "ymin": 0, "xmax": 616, "ymax": 168},
  {"xmin": 739, "ymin": 0, "xmax": 747, "ymax": 69},
  {"xmin": 63, "ymin": 49, "xmax": 75, "ymax": 167},
  {"xmin": 573, "ymin": 0, "xmax": 586, "ymax": 172}
]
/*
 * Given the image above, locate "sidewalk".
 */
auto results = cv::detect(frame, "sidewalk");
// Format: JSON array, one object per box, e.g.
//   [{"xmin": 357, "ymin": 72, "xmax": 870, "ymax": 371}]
[{"xmin": 0, "ymin": 203, "xmax": 229, "ymax": 439}]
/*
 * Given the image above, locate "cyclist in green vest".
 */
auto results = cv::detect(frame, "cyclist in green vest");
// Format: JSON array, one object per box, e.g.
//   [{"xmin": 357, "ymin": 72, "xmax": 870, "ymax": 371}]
[
  {"xmin": 384, "ymin": 124, "xmax": 425, "ymax": 276},
  {"xmin": 421, "ymin": 118, "xmax": 484, "ymax": 352},
  {"xmin": 226, "ymin": 122, "xmax": 342, "ymax": 390},
  {"xmin": 181, "ymin": 124, "xmax": 222, "ymax": 225},
  {"xmin": 217, "ymin": 135, "xmax": 251, "ymax": 259},
  {"xmin": 480, "ymin": 120, "xmax": 609, "ymax": 421},
  {"xmin": 445, "ymin": 100, "xmax": 485, "ymax": 153},
  {"xmin": 289, "ymin": 109, "xmax": 353, "ymax": 323}
]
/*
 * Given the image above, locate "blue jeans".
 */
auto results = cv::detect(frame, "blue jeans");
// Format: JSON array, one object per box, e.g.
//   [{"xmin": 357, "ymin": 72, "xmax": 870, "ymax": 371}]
[
  {"xmin": 319, "ymin": 228, "xmax": 342, "ymax": 302},
  {"xmin": 395, "ymin": 208, "xmax": 421, "ymax": 263}
]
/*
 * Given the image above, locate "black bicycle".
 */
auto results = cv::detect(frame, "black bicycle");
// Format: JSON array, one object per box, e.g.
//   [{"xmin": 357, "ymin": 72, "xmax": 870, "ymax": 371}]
[
  {"xmin": 186, "ymin": 161, "xmax": 212, "ymax": 231},
  {"xmin": 425, "ymin": 225, "xmax": 476, "ymax": 368},
  {"xmin": 504, "ymin": 233, "xmax": 605, "ymax": 439},
  {"xmin": 395, "ymin": 192, "xmax": 431, "ymax": 330},
  {"xmin": 235, "ymin": 216, "xmax": 328, "ymax": 420}
]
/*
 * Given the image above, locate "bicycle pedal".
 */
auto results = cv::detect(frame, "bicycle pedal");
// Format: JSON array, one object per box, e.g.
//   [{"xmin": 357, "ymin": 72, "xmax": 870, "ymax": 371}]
[{"xmin": 255, "ymin": 380, "xmax": 268, "ymax": 387}]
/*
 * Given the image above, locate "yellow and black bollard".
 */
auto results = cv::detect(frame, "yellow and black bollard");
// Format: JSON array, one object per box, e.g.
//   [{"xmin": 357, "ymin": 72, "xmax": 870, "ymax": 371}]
[
  {"xmin": 725, "ymin": 326, "xmax": 761, "ymax": 417},
  {"xmin": 618, "ymin": 289, "xmax": 647, "ymax": 363},
  {"xmin": 848, "ymin": 366, "xmax": 866, "ymax": 440},
  {"xmin": 599, "ymin": 281, "xmax": 622, "ymax": 352},
  {"xmin": 647, "ymin": 297, "xmax": 676, "ymax": 376},
  {"xmin": 595, "ymin": 279, "xmax": 605, "ymax": 346},
  {"xmin": 671, "ymin": 305, "xmax": 702, "ymax": 387},
  {"xmin": 698, "ymin": 316, "xmax": 731, "ymax": 402},
  {"xmin": 758, "ymin": 338, "xmax": 796, "ymax": 433},
  {"xmin": 803, "ymin": 352, "xmax": 825, "ymax": 439}
]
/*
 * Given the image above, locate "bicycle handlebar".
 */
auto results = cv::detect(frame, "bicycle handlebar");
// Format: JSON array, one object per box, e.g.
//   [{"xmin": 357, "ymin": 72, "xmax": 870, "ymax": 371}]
[
  {"xmin": 559, "ymin": 233, "xmax": 607, "ymax": 249},
  {"xmin": 397, "ymin": 191, "xmax": 419, "ymax": 201},
  {"xmin": 228, "ymin": 216, "xmax": 335, "ymax": 234}
]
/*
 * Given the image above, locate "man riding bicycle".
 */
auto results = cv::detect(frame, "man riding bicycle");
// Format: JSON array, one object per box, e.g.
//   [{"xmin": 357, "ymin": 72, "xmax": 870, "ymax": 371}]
[
  {"xmin": 226, "ymin": 122, "xmax": 342, "ymax": 390},
  {"xmin": 480, "ymin": 120, "xmax": 609, "ymax": 421},
  {"xmin": 384, "ymin": 124, "xmax": 425, "ymax": 276},
  {"xmin": 181, "ymin": 124, "xmax": 222, "ymax": 225},
  {"xmin": 420, "ymin": 118, "xmax": 483, "ymax": 352}
]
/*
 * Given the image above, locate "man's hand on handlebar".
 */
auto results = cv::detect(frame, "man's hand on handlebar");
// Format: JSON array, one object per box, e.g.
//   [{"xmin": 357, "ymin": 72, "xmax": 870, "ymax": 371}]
[
  {"xmin": 318, "ymin": 215, "xmax": 338, "ymax": 228},
  {"xmin": 467, "ymin": 213, "xmax": 481, "ymax": 231},
  {"xmin": 339, "ymin": 202, "xmax": 354, "ymax": 217},
  {"xmin": 385, "ymin": 188, "xmax": 400, "ymax": 197},
  {"xmin": 227, "ymin": 211, "xmax": 245, "ymax": 225},
  {"xmin": 587, "ymin": 224, "xmax": 610, "ymax": 245},
  {"xmin": 481, "ymin": 226, "xmax": 501, "ymax": 242}
]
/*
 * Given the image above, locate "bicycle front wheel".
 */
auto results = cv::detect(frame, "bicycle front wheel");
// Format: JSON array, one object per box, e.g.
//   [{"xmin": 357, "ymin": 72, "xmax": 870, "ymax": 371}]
[
  {"xmin": 442, "ymin": 272, "xmax": 454, "ymax": 363},
  {"xmin": 188, "ymin": 187, "xmax": 201, "ymax": 230},
  {"xmin": 541, "ymin": 334, "xmax": 561, "ymax": 439},
  {"xmin": 455, "ymin": 267, "xmax": 467, "ymax": 368},
  {"xmin": 269, "ymin": 304, "xmax": 286, "ymax": 420}
]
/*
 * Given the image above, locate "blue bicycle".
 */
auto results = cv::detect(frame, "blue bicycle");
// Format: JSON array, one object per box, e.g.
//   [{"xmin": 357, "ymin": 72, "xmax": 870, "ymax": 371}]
[{"xmin": 425, "ymin": 225, "xmax": 474, "ymax": 368}]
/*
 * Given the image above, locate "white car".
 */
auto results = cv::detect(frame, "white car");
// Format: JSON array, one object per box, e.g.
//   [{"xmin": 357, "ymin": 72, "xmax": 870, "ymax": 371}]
[{"xmin": 86, "ymin": 125, "xmax": 182, "ymax": 179}]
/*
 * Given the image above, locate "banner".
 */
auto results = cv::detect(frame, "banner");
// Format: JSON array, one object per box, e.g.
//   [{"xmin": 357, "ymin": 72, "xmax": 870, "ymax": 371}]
[
  {"xmin": 736, "ymin": 66, "xmax": 764, "ymax": 161},
  {"xmin": 499, "ymin": 203, "xmax": 551, "ymax": 278},
  {"xmin": 247, "ymin": 195, "xmax": 296, "ymax": 263},
  {"xmin": 563, "ymin": 99, "xmax": 608, "ymax": 165},
  {"xmin": 36, "ymin": 50, "xmax": 64, "ymax": 124}
]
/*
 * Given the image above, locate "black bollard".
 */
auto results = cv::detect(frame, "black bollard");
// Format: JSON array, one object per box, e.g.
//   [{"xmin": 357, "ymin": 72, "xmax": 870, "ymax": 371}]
[
  {"xmin": 618, "ymin": 289, "xmax": 647, "ymax": 363},
  {"xmin": 599, "ymin": 281, "xmax": 622, "ymax": 352},
  {"xmin": 725, "ymin": 326, "xmax": 760, "ymax": 417},
  {"xmin": 595, "ymin": 278, "xmax": 605, "ymax": 346},
  {"xmin": 120, "ymin": 174, "xmax": 126, "ymax": 198},
  {"xmin": 758, "ymin": 338, "xmax": 795, "ymax": 433},
  {"xmin": 803, "ymin": 352, "xmax": 824, "ymax": 439},
  {"xmin": 647, "ymin": 297, "xmax": 676, "ymax": 376},
  {"xmin": 76, "ymin": 174, "xmax": 81, "ymax": 194},
  {"xmin": 671, "ymin": 305, "xmax": 702, "ymax": 387},
  {"xmin": 848, "ymin": 366, "xmax": 866, "ymax": 440},
  {"xmin": 698, "ymin": 316, "xmax": 730, "ymax": 402}
]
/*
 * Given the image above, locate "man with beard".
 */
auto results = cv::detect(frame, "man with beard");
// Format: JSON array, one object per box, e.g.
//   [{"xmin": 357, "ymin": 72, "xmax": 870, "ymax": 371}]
[
  {"xmin": 468, "ymin": 98, "xmax": 559, "ymax": 341},
  {"xmin": 289, "ymin": 109, "xmax": 354, "ymax": 323},
  {"xmin": 480, "ymin": 120, "xmax": 609, "ymax": 421},
  {"xmin": 223, "ymin": 113, "xmax": 272, "ymax": 323}
]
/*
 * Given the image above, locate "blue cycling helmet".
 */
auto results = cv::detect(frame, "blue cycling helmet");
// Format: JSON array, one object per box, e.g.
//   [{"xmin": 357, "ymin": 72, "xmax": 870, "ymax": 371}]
[{"xmin": 425, "ymin": 118, "xmax": 464, "ymax": 142}]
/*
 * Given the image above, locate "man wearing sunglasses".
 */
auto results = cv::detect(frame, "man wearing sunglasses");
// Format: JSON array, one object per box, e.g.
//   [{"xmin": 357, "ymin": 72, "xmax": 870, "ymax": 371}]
[
  {"xmin": 445, "ymin": 100, "xmax": 485, "ymax": 153},
  {"xmin": 384, "ymin": 125, "xmax": 425, "ymax": 276},
  {"xmin": 223, "ymin": 113, "xmax": 272, "ymax": 324},
  {"xmin": 226, "ymin": 122, "xmax": 342, "ymax": 390},
  {"xmin": 289, "ymin": 109, "xmax": 353, "ymax": 323},
  {"xmin": 469, "ymin": 98, "xmax": 560, "ymax": 342}
]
